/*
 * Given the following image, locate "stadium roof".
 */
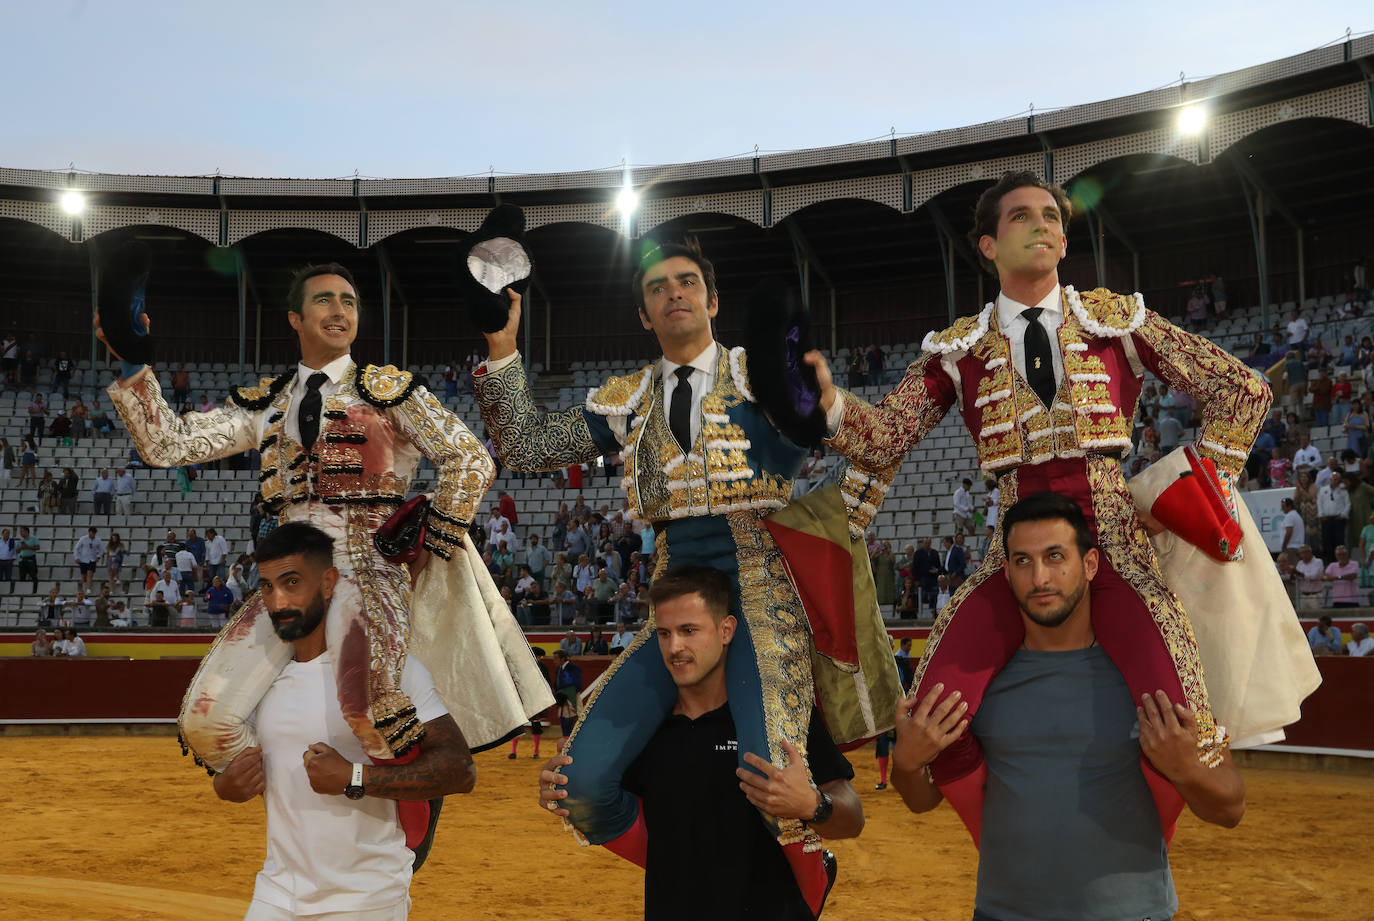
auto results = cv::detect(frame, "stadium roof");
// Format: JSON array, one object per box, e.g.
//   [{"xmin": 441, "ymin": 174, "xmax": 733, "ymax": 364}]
[{"xmin": 1, "ymin": 36, "xmax": 1371, "ymax": 370}]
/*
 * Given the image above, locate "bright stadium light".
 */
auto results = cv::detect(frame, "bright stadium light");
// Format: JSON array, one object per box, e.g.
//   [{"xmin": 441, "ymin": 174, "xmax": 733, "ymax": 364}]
[
  {"xmin": 60, "ymin": 190, "xmax": 86, "ymax": 215},
  {"xmin": 1178, "ymin": 105, "xmax": 1207, "ymax": 135},
  {"xmin": 616, "ymin": 184, "xmax": 640, "ymax": 215}
]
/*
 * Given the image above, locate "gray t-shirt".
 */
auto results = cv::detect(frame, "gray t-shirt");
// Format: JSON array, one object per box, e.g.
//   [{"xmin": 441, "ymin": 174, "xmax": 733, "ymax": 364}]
[{"xmin": 972, "ymin": 645, "xmax": 1176, "ymax": 921}]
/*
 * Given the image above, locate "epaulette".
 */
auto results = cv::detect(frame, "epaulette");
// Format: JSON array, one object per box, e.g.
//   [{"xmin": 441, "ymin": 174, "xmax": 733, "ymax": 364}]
[
  {"xmin": 921, "ymin": 303, "xmax": 993, "ymax": 356},
  {"xmin": 587, "ymin": 365, "xmax": 654, "ymax": 417},
  {"xmin": 1066, "ymin": 285, "xmax": 1146, "ymax": 338},
  {"xmin": 357, "ymin": 364, "xmax": 419, "ymax": 408},
  {"xmin": 727, "ymin": 346, "xmax": 756, "ymax": 403},
  {"xmin": 229, "ymin": 369, "xmax": 295, "ymax": 411}
]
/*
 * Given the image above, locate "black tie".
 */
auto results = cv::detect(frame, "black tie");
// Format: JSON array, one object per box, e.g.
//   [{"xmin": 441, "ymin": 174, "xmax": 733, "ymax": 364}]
[
  {"xmin": 669, "ymin": 366, "xmax": 694, "ymax": 453},
  {"xmin": 1021, "ymin": 308, "xmax": 1057, "ymax": 409},
  {"xmin": 299, "ymin": 371, "xmax": 329, "ymax": 452}
]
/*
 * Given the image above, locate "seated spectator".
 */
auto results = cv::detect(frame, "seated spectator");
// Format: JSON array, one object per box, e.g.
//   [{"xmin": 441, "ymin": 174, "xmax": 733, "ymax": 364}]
[
  {"xmin": 109, "ymin": 601, "xmax": 132, "ymax": 628},
  {"xmin": 38, "ymin": 586, "xmax": 65, "ymax": 626},
  {"xmin": 558, "ymin": 629, "xmax": 584, "ymax": 656},
  {"xmin": 492, "ymin": 540, "xmax": 515, "ymax": 575},
  {"xmin": 547, "ymin": 552, "xmax": 572, "ymax": 593},
  {"xmin": 178, "ymin": 591, "xmax": 198, "ymax": 627},
  {"xmin": 69, "ymin": 400, "xmax": 90, "ymax": 441},
  {"xmin": 226, "ymin": 562, "xmax": 248, "ymax": 602},
  {"xmin": 612, "ymin": 583, "xmax": 637, "ymax": 625},
  {"xmin": 64, "ymin": 628, "xmax": 87, "ymax": 657},
  {"xmin": 896, "ymin": 576, "xmax": 919, "ymax": 619},
  {"xmin": 1347, "ymin": 623, "xmax": 1374, "ymax": 657},
  {"xmin": 573, "ymin": 585, "xmax": 598, "ymax": 624},
  {"xmin": 31, "ymin": 628, "xmax": 53, "ymax": 657},
  {"xmin": 584, "ymin": 624, "xmax": 610, "ymax": 655},
  {"xmin": 66, "ymin": 590, "xmax": 92, "ymax": 626},
  {"xmin": 590, "ymin": 567, "xmax": 617, "ymax": 620},
  {"xmin": 608, "ymin": 621, "xmax": 633, "ymax": 654},
  {"xmin": 52, "ymin": 628, "xmax": 70, "ymax": 656},
  {"xmin": 513, "ymin": 565, "xmax": 537, "ymax": 602},
  {"xmin": 49, "ymin": 410, "xmax": 72, "ymax": 439},
  {"xmin": 1307, "ymin": 614, "xmax": 1344, "ymax": 655}
]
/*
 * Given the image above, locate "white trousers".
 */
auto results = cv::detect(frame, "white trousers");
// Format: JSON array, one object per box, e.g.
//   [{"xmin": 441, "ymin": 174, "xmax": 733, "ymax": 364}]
[{"xmin": 243, "ymin": 898, "xmax": 408, "ymax": 921}]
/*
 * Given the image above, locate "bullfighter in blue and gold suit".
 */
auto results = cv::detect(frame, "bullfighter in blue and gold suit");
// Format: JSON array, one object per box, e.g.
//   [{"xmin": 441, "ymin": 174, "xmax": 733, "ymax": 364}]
[{"xmin": 473, "ymin": 238, "xmax": 899, "ymax": 910}]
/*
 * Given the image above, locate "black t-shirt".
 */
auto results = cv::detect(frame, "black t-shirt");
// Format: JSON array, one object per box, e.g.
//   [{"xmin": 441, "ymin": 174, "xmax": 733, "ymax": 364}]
[{"xmin": 623, "ymin": 704, "xmax": 853, "ymax": 921}]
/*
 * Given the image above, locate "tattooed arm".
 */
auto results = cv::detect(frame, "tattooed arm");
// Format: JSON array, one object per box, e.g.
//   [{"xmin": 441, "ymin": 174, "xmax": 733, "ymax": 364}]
[{"xmin": 304, "ymin": 714, "xmax": 476, "ymax": 800}]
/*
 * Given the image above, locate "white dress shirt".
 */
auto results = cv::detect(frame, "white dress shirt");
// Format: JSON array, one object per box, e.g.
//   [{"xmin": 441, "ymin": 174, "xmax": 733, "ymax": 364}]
[
  {"xmin": 997, "ymin": 287, "xmax": 1066, "ymax": 393},
  {"xmin": 660, "ymin": 341, "xmax": 718, "ymax": 449},
  {"xmin": 286, "ymin": 354, "xmax": 353, "ymax": 446}
]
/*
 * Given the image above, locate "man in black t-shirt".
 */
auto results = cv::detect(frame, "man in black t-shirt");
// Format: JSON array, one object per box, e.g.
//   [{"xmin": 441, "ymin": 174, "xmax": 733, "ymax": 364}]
[{"xmin": 539, "ymin": 566, "xmax": 863, "ymax": 920}]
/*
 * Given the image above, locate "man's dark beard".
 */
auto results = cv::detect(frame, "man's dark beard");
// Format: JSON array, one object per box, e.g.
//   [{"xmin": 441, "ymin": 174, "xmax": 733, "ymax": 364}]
[
  {"xmin": 269, "ymin": 591, "xmax": 327, "ymax": 641},
  {"xmin": 1016, "ymin": 578, "xmax": 1088, "ymax": 629}
]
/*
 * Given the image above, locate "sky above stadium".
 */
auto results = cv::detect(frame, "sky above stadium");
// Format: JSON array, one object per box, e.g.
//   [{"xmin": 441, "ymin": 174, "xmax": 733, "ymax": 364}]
[{"xmin": 3, "ymin": 1, "xmax": 1369, "ymax": 180}]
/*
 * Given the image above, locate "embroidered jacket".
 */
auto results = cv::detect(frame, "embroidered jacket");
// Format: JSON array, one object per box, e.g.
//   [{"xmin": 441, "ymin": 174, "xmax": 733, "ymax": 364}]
[
  {"xmin": 107, "ymin": 361, "xmax": 493, "ymax": 557},
  {"xmin": 828, "ymin": 287, "xmax": 1270, "ymax": 478}
]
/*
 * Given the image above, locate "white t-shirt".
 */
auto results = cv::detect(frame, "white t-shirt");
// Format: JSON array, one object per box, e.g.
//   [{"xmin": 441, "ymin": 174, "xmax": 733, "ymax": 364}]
[
  {"xmin": 151, "ymin": 578, "xmax": 179, "ymax": 605},
  {"xmin": 206, "ymin": 534, "xmax": 230, "ymax": 565},
  {"xmin": 249, "ymin": 653, "xmax": 447, "ymax": 915},
  {"xmin": 66, "ymin": 636, "xmax": 87, "ymax": 657},
  {"xmin": 1282, "ymin": 509, "xmax": 1305, "ymax": 549},
  {"xmin": 1287, "ymin": 317, "xmax": 1309, "ymax": 344},
  {"xmin": 175, "ymin": 549, "xmax": 198, "ymax": 575},
  {"xmin": 1294, "ymin": 445, "xmax": 1322, "ymax": 470},
  {"xmin": 1348, "ymin": 637, "xmax": 1374, "ymax": 657}
]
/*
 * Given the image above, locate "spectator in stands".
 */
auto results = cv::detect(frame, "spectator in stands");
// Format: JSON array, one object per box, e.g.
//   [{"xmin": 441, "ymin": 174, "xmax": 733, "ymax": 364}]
[
  {"xmin": 38, "ymin": 586, "xmax": 65, "ymax": 625},
  {"xmin": 443, "ymin": 361, "xmax": 458, "ymax": 399},
  {"xmin": 1292, "ymin": 468, "xmax": 1318, "ymax": 548},
  {"xmin": 178, "ymin": 591, "xmax": 198, "ymax": 627},
  {"xmin": 935, "ymin": 574, "xmax": 952, "ymax": 611},
  {"xmin": 1317, "ymin": 470, "xmax": 1350, "ymax": 561},
  {"xmin": 0, "ymin": 437, "xmax": 11, "ymax": 489},
  {"xmin": 1309, "ymin": 367, "xmax": 1333, "ymax": 428},
  {"xmin": 613, "ymin": 582, "xmax": 638, "ymax": 624},
  {"xmin": 145, "ymin": 590, "xmax": 172, "ymax": 627},
  {"xmin": 1345, "ymin": 471, "xmax": 1374, "ymax": 552},
  {"xmin": 36, "ymin": 470, "xmax": 58, "ymax": 513},
  {"xmin": 156, "ymin": 530, "xmax": 184, "ymax": 566},
  {"xmin": 185, "ymin": 527, "xmax": 206, "ymax": 576},
  {"xmin": 492, "ymin": 539, "xmax": 515, "ymax": 575},
  {"xmin": 1332, "ymin": 372, "xmax": 1353, "ymax": 425},
  {"xmin": 1305, "ymin": 339, "xmax": 1331, "ymax": 371},
  {"xmin": 57, "ymin": 467, "xmax": 78, "ymax": 514},
  {"xmin": 167, "ymin": 363, "xmax": 189, "ymax": 406},
  {"xmin": 91, "ymin": 468, "xmax": 114, "ymax": 517},
  {"xmin": 63, "ymin": 628, "xmax": 87, "ymax": 657},
  {"xmin": 550, "ymin": 503, "xmax": 570, "ymax": 551},
  {"xmin": 30, "ymin": 627, "xmax": 52, "ymax": 657},
  {"xmin": 0, "ymin": 527, "xmax": 14, "ymax": 591},
  {"xmin": 18, "ymin": 438, "xmax": 37, "ymax": 489},
  {"xmin": 68, "ymin": 401, "xmax": 90, "ymax": 441},
  {"xmin": 1185, "ymin": 285, "xmax": 1209, "ymax": 331},
  {"xmin": 952, "ymin": 477, "xmax": 975, "ymax": 537},
  {"xmin": 115, "ymin": 468, "xmax": 136, "ymax": 515},
  {"xmin": 101, "ymin": 531, "xmax": 126, "ymax": 592},
  {"xmin": 151, "ymin": 563, "xmax": 180, "ymax": 611},
  {"xmin": 574, "ymin": 585, "xmax": 597, "ymax": 624},
  {"xmin": 591, "ymin": 567, "xmax": 617, "ymax": 621},
  {"xmin": 585, "ymin": 625, "xmax": 610, "ymax": 655},
  {"xmin": 865, "ymin": 343, "xmax": 885, "ymax": 386},
  {"xmin": 600, "ymin": 540, "xmax": 622, "ymax": 581},
  {"xmin": 1358, "ymin": 512, "xmax": 1374, "ymax": 568},
  {"xmin": 1279, "ymin": 498, "xmax": 1304, "ymax": 557},
  {"xmin": 1323, "ymin": 545, "xmax": 1361, "ymax": 608},
  {"xmin": 913, "ymin": 537, "xmax": 940, "ymax": 613},
  {"xmin": 1347, "ymin": 623, "xmax": 1373, "ymax": 657},
  {"xmin": 94, "ymin": 586, "xmax": 112, "ymax": 628},
  {"xmin": 485, "ymin": 504, "xmax": 511, "ymax": 549},
  {"xmin": 17, "ymin": 526, "xmax": 39, "ymax": 592},
  {"xmin": 896, "ymin": 576, "xmax": 919, "ymax": 619},
  {"xmin": 1293, "ymin": 435, "xmax": 1321, "ymax": 473},
  {"xmin": 573, "ymin": 554, "xmax": 595, "ymax": 594},
  {"xmin": 1345, "ymin": 399, "xmax": 1368, "ymax": 455},
  {"xmin": 1286, "ymin": 307, "xmax": 1310, "ymax": 352},
  {"xmin": 847, "ymin": 347, "xmax": 865, "ymax": 388},
  {"xmin": 516, "ymin": 581, "xmax": 549, "ymax": 625},
  {"xmin": 549, "ymin": 580, "xmax": 576, "ymax": 627},
  {"xmin": 1294, "ymin": 545, "xmax": 1326, "ymax": 611},
  {"xmin": 19, "ymin": 349, "xmax": 38, "ymax": 387},
  {"xmin": 173, "ymin": 541, "xmax": 199, "ymax": 592},
  {"xmin": 498, "ymin": 489, "xmax": 518, "ymax": 526},
  {"xmin": 871, "ymin": 541, "xmax": 896, "ymax": 611},
  {"xmin": 1, "ymin": 329, "xmax": 16, "ymax": 384},
  {"xmin": 609, "ymin": 620, "xmax": 633, "ymax": 654},
  {"xmin": 27, "ymin": 392, "xmax": 46, "ymax": 443},
  {"xmin": 943, "ymin": 534, "xmax": 969, "ymax": 588},
  {"xmin": 73, "ymin": 527, "xmax": 104, "ymax": 590},
  {"xmin": 51, "ymin": 351, "xmax": 74, "ymax": 398},
  {"xmin": 1307, "ymin": 614, "xmax": 1343, "ymax": 655},
  {"xmin": 201, "ymin": 527, "xmax": 228, "ymax": 585},
  {"xmin": 1210, "ymin": 275, "xmax": 1227, "ymax": 316},
  {"xmin": 559, "ymin": 630, "xmax": 584, "ymax": 656},
  {"xmin": 67, "ymin": 589, "xmax": 92, "ymax": 626},
  {"xmin": 205, "ymin": 576, "xmax": 235, "ymax": 628},
  {"xmin": 1157, "ymin": 411, "xmax": 1183, "ymax": 453},
  {"xmin": 49, "ymin": 409, "xmax": 72, "ymax": 441}
]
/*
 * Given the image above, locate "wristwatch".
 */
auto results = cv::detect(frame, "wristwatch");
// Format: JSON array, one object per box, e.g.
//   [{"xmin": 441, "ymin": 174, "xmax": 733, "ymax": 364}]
[
  {"xmin": 344, "ymin": 762, "xmax": 365, "ymax": 800},
  {"xmin": 805, "ymin": 788, "xmax": 833, "ymax": 826}
]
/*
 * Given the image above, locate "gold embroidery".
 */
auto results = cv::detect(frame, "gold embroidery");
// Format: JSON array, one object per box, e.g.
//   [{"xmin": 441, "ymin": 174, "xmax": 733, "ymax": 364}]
[
  {"xmin": 360, "ymin": 364, "xmax": 413, "ymax": 404},
  {"xmin": 474, "ymin": 358, "xmax": 604, "ymax": 472},
  {"xmin": 588, "ymin": 366, "xmax": 653, "ymax": 414}
]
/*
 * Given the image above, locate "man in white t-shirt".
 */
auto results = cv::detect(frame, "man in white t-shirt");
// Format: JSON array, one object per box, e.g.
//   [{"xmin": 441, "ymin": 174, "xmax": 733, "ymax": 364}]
[
  {"xmin": 205, "ymin": 527, "xmax": 231, "ymax": 583},
  {"xmin": 211, "ymin": 522, "xmax": 476, "ymax": 921},
  {"xmin": 1280, "ymin": 498, "xmax": 1305, "ymax": 556},
  {"xmin": 1286, "ymin": 309, "xmax": 1309, "ymax": 348},
  {"xmin": 1348, "ymin": 623, "xmax": 1374, "ymax": 657},
  {"xmin": 1293, "ymin": 545, "xmax": 1326, "ymax": 611},
  {"xmin": 952, "ymin": 477, "xmax": 976, "ymax": 537},
  {"xmin": 175, "ymin": 546, "xmax": 200, "ymax": 595},
  {"xmin": 1293, "ymin": 435, "xmax": 1322, "ymax": 472}
]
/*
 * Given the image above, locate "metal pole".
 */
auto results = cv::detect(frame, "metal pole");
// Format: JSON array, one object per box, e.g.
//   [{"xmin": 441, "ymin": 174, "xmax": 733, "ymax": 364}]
[
  {"xmin": 829, "ymin": 286, "xmax": 837, "ymax": 356},
  {"xmin": 381, "ymin": 261, "xmax": 392, "ymax": 365},
  {"xmin": 402, "ymin": 301, "xmax": 409, "ymax": 369},
  {"xmin": 544, "ymin": 288, "xmax": 552, "ymax": 370},
  {"xmin": 88, "ymin": 249, "xmax": 100, "ymax": 374},
  {"xmin": 236, "ymin": 249, "xmax": 247, "ymax": 376},
  {"xmin": 1258, "ymin": 191, "xmax": 1269, "ymax": 329},
  {"xmin": 1132, "ymin": 252, "xmax": 1140, "ymax": 295},
  {"xmin": 1296, "ymin": 230, "xmax": 1306, "ymax": 310},
  {"xmin": 254, "ymin": 295, "xmax": 262, "ymax": 371},
  {"xmin": 523, "ymin": 285, "xmax": 532, "ymax": 371}
]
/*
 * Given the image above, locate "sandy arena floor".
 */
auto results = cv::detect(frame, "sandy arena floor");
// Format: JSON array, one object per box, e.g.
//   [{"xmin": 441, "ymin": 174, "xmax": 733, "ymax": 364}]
[{"xmin": 2, "ymin": 735, "xmax": 1370, "ymax": 920}]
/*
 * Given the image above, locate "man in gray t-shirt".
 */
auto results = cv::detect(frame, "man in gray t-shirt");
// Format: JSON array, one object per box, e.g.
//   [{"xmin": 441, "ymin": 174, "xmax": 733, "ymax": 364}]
[{"xmin": 889, "ymin": 491, "xmax": 1247, "ymax": 921}]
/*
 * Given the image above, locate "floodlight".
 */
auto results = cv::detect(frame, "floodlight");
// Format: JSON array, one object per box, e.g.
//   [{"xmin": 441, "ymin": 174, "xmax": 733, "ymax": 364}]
[
  {"xmin": 60, "ymin": 190, "xmax": 86, "ymax": 215},
  {"xmin": 1178, "ymin": 105, "xmax": 1207, "ymax": 135},
  {"xmin": 616, "ymin": 185, "xmax": 640, "ymax": 215}
]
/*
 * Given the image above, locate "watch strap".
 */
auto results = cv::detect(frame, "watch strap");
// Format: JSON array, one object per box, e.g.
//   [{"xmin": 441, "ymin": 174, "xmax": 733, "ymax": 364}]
[{"xmin": 351, "ymin": 762, "xmax": 364, "ymax": 789}]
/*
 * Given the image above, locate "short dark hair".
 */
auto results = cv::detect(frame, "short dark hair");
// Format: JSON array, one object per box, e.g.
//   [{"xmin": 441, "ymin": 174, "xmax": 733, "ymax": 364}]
[
  {"xmin": 968, "ymin": 171, "xmax": 1073, "ymax": 276},
  {"xmin": 631, "ymin": 237, "xmax": 717, "ymax": 312},
  {"xmin": 647, "ymin": 565, "xmax": 732, "ymax": 622},
  {"xmin": 285, "ymin": 263, "xmax": 359, "ymax": 315},
  {"xmin": 1001, "ymin": 491, "xmax": 1094, "ymax": 558},
  {"xmin": 255, "ymin": 521, "xmax": 335, "ymax": 571}
]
